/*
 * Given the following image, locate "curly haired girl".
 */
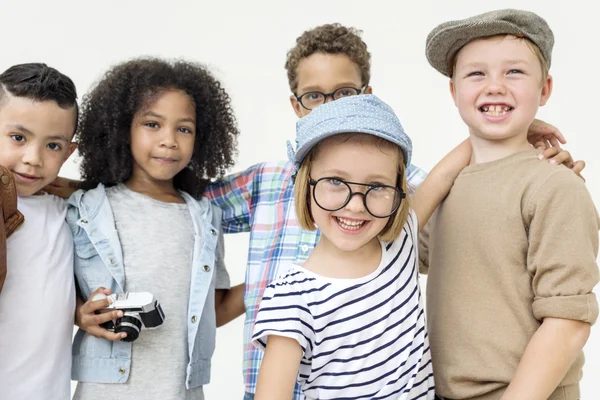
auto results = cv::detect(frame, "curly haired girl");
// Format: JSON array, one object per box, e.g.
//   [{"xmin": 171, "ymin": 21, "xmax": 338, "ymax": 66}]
[{"xmin": 67, "ymin": 58, "xmax": 241, "ymax": 399}]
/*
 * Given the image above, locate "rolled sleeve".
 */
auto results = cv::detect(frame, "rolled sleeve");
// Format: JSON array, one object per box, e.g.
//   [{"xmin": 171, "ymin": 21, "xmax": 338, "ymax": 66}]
[
  {"xmin": 205, "ymin": 164, "xmax": 260, "ymax": 234},
  {"xmin": 527, "ymin": 170, "xmax": 600, "ymax": 325},
  {"xmin": 532, "ymin": 293, "xmax": 598, "ymax": 324}
]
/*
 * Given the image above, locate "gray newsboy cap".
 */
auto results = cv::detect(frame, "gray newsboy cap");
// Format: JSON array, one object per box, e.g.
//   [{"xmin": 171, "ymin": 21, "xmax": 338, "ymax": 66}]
[{"xmin": 426, "ymin": 9, "xmax": 554, "ymax": 77}]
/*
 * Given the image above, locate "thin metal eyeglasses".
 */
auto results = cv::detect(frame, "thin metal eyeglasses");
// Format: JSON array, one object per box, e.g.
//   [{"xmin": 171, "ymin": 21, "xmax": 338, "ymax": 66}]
[
  {"xmin": 294, "ymin": 87, "xmax": 364, "ymax": 110},
  {"xmin": 309, "ymin": 177, "xmax": 406, "ymax": 218}
]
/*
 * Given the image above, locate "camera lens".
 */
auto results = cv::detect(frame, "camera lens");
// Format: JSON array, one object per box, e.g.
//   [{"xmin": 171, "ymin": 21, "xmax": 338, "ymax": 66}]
[{"xmin": 114, "ymin": 314, "xmax": 143, "ymax": 342}]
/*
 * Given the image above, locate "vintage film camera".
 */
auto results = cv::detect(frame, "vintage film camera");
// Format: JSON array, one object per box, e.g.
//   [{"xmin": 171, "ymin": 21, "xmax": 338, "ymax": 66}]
[{"xmin": 92, "ymin": 292, "xmax": 165, "ymax": 342}]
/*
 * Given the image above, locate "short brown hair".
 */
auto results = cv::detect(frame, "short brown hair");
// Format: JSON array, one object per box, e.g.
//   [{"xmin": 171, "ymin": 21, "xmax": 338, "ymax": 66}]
[
  {"xmin": 450, "ymin": 35, "xmax": 549, "ymax": 81},
  {"xmin": 294, "ymin": 136, "xmax": 410, "ymax": 243},
  {"xmin": 285, "ymin": 23, "xmax": 371, "ymax": 93}
]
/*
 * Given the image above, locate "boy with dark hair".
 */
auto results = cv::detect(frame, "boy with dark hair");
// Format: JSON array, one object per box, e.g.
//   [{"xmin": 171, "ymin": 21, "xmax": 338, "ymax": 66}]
[{"xmin": 0, "ymin": 63, "xmax": 79, "ymax": 400}]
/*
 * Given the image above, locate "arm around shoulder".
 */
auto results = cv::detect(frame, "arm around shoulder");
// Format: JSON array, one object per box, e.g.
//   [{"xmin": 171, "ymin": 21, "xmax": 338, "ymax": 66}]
[{"xmin": 412, "ymin": 139, "xmax": 471, "ymax": 231}]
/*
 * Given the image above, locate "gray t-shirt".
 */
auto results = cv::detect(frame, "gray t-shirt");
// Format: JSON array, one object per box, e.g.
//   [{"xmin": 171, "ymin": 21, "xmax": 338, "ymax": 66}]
[{"xmin": 74, "ymin": 184, "xmax": 229, "ymax": 400}]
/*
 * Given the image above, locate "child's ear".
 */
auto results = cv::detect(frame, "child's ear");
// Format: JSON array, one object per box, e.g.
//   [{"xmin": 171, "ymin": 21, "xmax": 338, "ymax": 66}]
[
  {"xmin": 364, "ymin": 86, "xmax": 373, "ymax": 94},
  {"xmin": 449, "ymin": 79, "xmax": 458, "ymax": 107},
  {"xmin": 290, "ymin": 95, "xmax": 304, "ymax": 118},
  {"xmin": 64, "ymin": 142, "xmax": 78, "ymax": 161},
  {"xmin": 539, "ymin": 75, "xmax": 553, "ymax": 107}
]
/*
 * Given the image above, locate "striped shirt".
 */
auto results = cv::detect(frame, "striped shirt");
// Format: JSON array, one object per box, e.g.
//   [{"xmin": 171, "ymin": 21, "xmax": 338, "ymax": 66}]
[
  {"xmin": 251, "ymin": 210, "xmax": 434, "ymax": 400},
  {"xmin": 205, "ymin": 160, "xmax": 428, "ymax": 397}
]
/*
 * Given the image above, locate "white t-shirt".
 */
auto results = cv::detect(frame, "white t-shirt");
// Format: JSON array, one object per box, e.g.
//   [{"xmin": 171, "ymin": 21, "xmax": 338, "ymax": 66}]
[
  {"xmin": 0, "ymin": 193, "xmax": 75, "ymax": 400},
  {"xmin": 252, "ymin": 210, "xmax": 434, "ymax": 400}
]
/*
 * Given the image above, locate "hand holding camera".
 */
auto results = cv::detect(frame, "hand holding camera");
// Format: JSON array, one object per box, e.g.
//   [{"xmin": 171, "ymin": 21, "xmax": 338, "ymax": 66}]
[
  {"xmin": 76, "ymin": 288, "xmax": 165, "ymax": 342},
  {"xmin": 91, "ymin": 291, "xmax": 165, "ymax": 342},
  {"xmin": 76, "ymin": 287, "xmax": 128, "ymax": 341}
]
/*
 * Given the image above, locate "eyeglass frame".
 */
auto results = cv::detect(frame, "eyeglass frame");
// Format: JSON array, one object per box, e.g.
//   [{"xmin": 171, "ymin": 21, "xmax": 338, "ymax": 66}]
[
  {"xmin": 308, "ymin": 176, "xmax": 406, "ymax": 218},
  {"xmin": 294, "ymin": 86, "xmax": 365, "ymax": 110}
]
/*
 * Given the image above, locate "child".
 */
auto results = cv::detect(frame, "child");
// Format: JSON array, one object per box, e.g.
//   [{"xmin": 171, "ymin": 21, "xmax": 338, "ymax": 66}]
[
  {"xmin": 48, "ymin": 24, "xmax": 578, "ymax": 400},
  {"xmin": 68, "ymin": 58, "xmax": 242, "ymax": 399},
  {"xmin": 422, "ymin": 9, "xmax": 599, "ymax": 400},
  {"xmin": 0, "ymin": 63, "xmax": 79, "ymax": 400},
  {"xmin": 252, "ymin": 94, "xmax": 471, "ymax": 399}
]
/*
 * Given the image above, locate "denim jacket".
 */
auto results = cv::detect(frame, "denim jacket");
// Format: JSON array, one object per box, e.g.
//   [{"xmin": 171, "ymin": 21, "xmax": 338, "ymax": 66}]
[{"xmin": 67, "ymin": 184, "xmax": 222, "ymax": 388}]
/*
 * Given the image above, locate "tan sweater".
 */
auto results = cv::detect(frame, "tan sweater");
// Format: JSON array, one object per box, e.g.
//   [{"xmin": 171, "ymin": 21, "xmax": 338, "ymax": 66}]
[{"xmin": 420, "ymin": 149, "xmax": 599, "ymax": 400}]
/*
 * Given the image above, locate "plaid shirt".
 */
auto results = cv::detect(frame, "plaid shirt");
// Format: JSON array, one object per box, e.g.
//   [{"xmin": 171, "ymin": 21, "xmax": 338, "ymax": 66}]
[{"xmin": 205, "ymin": 160, "xmax": 428, "ymax": 398}]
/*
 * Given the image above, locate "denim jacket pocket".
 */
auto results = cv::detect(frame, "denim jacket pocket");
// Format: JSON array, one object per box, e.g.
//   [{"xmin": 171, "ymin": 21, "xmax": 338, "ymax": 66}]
[
  {"xmin": 73, "ymin": 328, "xmax": 114, "ymax": 359},
  {"xmin": 73, "ymin": 240, "xmax": 112, "ymax": 298}
]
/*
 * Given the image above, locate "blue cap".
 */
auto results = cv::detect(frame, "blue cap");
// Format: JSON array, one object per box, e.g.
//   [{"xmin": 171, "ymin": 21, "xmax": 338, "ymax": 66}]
[{"xmin": 287, "ymin": 94, "xmax": 412, "ymax": 175}]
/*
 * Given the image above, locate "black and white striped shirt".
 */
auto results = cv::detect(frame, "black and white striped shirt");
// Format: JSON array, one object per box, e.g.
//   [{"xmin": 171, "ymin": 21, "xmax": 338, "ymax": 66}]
[{"xmin": 252, "ymin": 210, "xmax": 434, "ymax": 399}]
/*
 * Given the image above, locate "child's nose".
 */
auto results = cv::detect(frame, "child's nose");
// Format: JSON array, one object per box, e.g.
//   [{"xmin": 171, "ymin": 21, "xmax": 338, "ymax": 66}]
[
  {"xmin": 159, "ymin": 131, "xmax": 178, "ymax": 148},
  {"xmin": 344, "ymin": 192, "xmax": 366, "ymax": 213},
  {"xmin": 22, "ymin": 146, "xmax": 43, "ymax": 167},
  {"xmin": 485, "ymin": 76, "xmax": 507, "ymax": 95}
]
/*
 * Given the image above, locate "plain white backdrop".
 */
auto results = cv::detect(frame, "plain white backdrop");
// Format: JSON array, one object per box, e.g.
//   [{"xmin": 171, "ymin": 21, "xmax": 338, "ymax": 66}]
[{"xmin": 1, "ymin": 0, "xmax": 598, "ymax": 397}]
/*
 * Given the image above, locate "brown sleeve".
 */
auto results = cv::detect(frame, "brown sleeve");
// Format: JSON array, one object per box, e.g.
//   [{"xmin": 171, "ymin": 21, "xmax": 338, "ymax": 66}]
[{"xmin": 526, "ymin": 170, "xmax": 600, "ymax": 325}]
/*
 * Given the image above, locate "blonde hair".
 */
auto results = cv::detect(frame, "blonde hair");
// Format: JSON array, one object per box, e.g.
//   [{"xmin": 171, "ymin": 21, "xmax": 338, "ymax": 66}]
[
  {"xmin": 449, "ymin": 35, "xmax": 549, "ymax": 82},
  {"xmin": 294, "ymin": 137, "xmax": 410, "ymax": 243}
]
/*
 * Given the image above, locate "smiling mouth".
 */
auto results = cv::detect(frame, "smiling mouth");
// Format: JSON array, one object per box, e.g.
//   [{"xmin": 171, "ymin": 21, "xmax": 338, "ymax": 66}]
[
  {"xmin": 479, "ymin": 104, "xmax": 513, "ymax": 117},
  {"xmin": 335, "ymin": 216, "xmax": 368, "ymax": 231}
]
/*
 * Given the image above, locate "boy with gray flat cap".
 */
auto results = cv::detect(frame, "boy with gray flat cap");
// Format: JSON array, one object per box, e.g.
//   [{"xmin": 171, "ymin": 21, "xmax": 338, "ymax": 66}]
[{"xmin": 421, "ymin": 9, "xmax": 599, "ymax": 400}]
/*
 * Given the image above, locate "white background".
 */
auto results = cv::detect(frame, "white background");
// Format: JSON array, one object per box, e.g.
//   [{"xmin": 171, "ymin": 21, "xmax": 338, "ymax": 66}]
[{"xmin": 1, "ymin": 0, "xmax": 598, "ymax": 398}]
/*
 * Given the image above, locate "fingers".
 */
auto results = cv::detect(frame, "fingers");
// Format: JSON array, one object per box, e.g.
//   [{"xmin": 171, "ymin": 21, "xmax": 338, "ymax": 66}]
[
  {"xmin": 572, "ymin": 160, "xmax": 586, "ymax": 181},
  {"xmin": 533, "ymin": 140, "xmax": 550, "ymax": 151},
  {"xmin": 77, "ymin": 287, "xmax": 127, "ymax": 341},
  {"xmin": 538, "ymin": 146, "xmax": 559, "ymax": 160},
  {"xmin": 548, "ymin": 136, "xmax": 562, "ymax": 149},
  {"xmin": 43, "ymin": 177, "xmax": 81, "ymax": 199},
  {"xmin": 529, "ymin": 119, "xmax": 567, "ymax": 144},
  {"xmin": 88, "ymin": 286, "xmax": 112, "ymax": 300},
  {"xmin": 86, "ymin": 325, "xmax": 127, "ymax": 341},
  {"xmin": 541, "ymin": 148, "xmax": 574, "ymax": 167},
  {"xmin": 537, "ymin": 149, "xmax": 586, "ymax": 181},
  {"xmin": 545, "ymin": 125, "xmax": 566, "ymax": 144}
]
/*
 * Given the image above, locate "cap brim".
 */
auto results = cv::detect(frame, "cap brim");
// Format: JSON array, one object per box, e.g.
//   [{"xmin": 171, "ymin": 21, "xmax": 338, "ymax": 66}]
[
  {"xmin": 294, "ymin": 127, "xmax": 411, "ymax": 167},
  {"xmin": 426, "ymin": 21, "xmax": 526, "ymax": 77}
]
